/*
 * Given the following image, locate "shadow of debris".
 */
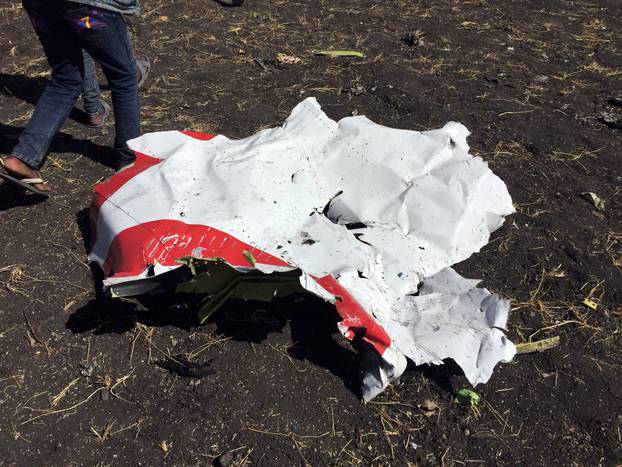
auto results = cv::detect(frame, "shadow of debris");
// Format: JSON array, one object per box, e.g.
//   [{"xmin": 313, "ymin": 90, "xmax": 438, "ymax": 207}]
[
  {"xmin": 66, "ymin": 273, "xmax": 364, "ymax": 396},
  {"xmin": 405, "ymin": 359, "xmax": 464, "ymax": 395},
  {"xmin": 75, "ymin": 208, "xmax": 92, "ymax": 253},
  {"xmin": 156, "ymin": 354, "xmax": 216, "ymax": 378},
  {"xmin": 65, "ymin": 270, "xmax": 203, "ymax": 335},
  {"xmin": 212, "ymin": 294, "xmax": 364, "ymax": 395}
]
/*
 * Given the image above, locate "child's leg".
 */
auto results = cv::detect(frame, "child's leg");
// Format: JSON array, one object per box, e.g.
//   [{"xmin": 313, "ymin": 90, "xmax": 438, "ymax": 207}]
[
  {"xmin": 81, "ymin": 50, "xmax": 103, "ymax": 116},
  {"xmin": 76, "ymin": 8, "xmax": 140, "ymax": 169}
]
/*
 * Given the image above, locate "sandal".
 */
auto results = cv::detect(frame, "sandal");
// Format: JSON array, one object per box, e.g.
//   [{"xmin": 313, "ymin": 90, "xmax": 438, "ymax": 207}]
[
  {"xmin": 135, "ymin": 56, "xmax": 150, "ymax": 89},
  {"xmin": 86, "ymin": 100, "xmax": 111, "ymax": 129},
  {"xmin": 0, "ymin": 158, "xmax": 50, "ymax": 197}
]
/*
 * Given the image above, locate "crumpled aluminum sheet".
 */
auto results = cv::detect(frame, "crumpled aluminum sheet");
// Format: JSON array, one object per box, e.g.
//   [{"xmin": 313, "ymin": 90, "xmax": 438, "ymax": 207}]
[{"xmin": 88, "ymin": 97, "xmax": 516, "ymax": 400}]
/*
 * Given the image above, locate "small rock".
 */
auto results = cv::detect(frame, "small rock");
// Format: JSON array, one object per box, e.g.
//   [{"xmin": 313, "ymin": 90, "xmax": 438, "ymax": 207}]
[
  {"xmin": 79, "ymin": 364, "xmax": 93, "ymax": 377},
  {"xmin": 401, "ymin": 30, "xmax": 426, "ymax": 47},
  {"xmin": 580, "ymin": 192, "xmax": 605, "ymax": 211},
  {"xmin": 214, "ymin": 452, "xmax": 234, "ymax": 467},
  {"xmin": 597, "ymin": 110, "xmax": 622, "ymax": 129},
  {"xmin": 419, "ymin": 399, "xmax": 440, "ymax": 415}
]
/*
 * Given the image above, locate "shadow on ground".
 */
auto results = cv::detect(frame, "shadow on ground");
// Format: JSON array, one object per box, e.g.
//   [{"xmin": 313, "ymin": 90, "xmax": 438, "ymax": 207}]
[
  {"xmin": 0, "ymin": 122, "xmax": 117, "ymax": 173},
  {"xmin": 66, "ymin": 276, "xmax": 461, "ymax": 399},
  {"xmin": 0, "ymin": 72, "xmax": 93, "ymax": 125},
  {"xmin": 0, "ymin": 73, "xmax": 117, "ymax": 174},
  {"xmin": 0, "ymin": 181, "xmax": 47, "ymax": 211},
  {"xmin": 66, "ymin": 285, "xmax": 366, "ymax": 395}
]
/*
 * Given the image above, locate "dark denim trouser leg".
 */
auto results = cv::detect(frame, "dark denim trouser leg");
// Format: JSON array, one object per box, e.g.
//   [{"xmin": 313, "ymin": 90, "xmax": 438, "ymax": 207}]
[
  {"xmin": 15, "ymin": 1, "xmax": 139, "ymax": 170},
  {"xmin": 79, "ymin": 13, "xmax": 139, "ymax": 168},
  {"xmin": 82, "ymin": 50, "xmax": 103, "ymax": 116},
  {"xmin": 13, "ymin": 2, "xmax": 84, "ymax": 170}
]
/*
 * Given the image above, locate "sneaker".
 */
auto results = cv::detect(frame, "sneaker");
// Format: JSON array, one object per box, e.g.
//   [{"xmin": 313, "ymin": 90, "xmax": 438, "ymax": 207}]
[{"xmin": 135, "ymin": 56, "xmax": 151, "ymax": 89}]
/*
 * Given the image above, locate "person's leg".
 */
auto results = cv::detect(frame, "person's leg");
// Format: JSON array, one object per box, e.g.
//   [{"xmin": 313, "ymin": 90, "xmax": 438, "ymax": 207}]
[
  {"xmin": 135, "ymin": 56, "xmax": 150, "ymax": 89},
  {"xmin": 81, "ymin": 50, "xmax": 112, "ymax": 129},
  {"xmin": 5, "ymin": 0, "xmax": 85, "ymax": 192},
  {"xmin": 81, "ymin": 50, "xmax": 103, "ymax": 116},
  {"xmin": 74, "ymin": 10, "xmax": 139, "ymax": 169}
]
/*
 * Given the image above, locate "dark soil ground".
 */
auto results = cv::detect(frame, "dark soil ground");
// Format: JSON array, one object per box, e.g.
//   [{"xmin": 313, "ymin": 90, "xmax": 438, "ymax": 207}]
[{"xmin": 1, "ymin": 0, "xmax": 622, "ymax": 465}]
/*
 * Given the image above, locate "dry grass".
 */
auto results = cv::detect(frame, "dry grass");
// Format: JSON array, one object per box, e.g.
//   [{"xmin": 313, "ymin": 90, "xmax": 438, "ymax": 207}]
[
  {"xmin": 584, "ymin": 61, "xmax": 622, "ymax": 77},
  {"xmin": 511, "ymin": 267, "xmax": 606, "ymax": 345},
  {"xmin": 605, "ymin": 232, "xmax": 622, "ymax": 269}
]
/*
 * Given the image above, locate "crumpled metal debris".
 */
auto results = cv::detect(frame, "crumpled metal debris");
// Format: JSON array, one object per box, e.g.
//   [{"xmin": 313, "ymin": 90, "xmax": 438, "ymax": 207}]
[{"xmin": 88, "ymin": 97, "xmax": 516, "ymax": 400}]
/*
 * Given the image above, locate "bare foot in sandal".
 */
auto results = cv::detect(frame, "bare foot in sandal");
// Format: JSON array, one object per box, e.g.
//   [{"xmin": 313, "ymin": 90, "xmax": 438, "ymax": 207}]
[{"xmin": 0, "ymin": 156, "xmax": 51, "ymax": 195}]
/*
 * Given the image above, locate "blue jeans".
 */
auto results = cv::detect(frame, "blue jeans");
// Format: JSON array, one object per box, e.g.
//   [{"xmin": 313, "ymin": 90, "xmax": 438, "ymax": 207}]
[
  {"xmin": 15, "ymin": 0, "xmax": 139, "ymax": 169},
  {"xmin": 82, "ymin": 50, "xmax": 103, "ymax": 117}
]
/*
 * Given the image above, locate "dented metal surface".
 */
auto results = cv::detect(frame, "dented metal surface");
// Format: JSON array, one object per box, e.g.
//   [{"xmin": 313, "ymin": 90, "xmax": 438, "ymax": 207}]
[{"xmin": 88, "ymin": 98, "xmax": 516, "ymax": 399}]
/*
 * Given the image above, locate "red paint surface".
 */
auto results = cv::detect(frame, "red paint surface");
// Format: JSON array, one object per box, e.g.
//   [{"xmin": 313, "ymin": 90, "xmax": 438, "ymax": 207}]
[
  {"xmin": 90, "ymin": 131, "xmax": 216, "ymax": 253},
  {"xmin": 181, "ymin": 131, "xmax": 217, "ymax": 141},
  {"xmin": 90, "ymin": 130, "xmax": 390, "ymax": 355},
  {"xmin": 102, "ymin": 220, "xmax": 290, "ymax": 277},
  {"xmin": 316, "ymin": 276, "xmax": 392, "ymax": 355}
]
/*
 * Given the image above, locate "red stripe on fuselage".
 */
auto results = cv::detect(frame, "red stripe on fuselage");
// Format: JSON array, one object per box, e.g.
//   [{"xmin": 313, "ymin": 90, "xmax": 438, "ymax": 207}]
[
  {"xmin": 91, "ymin": 130, "xmax": 390, "ymax": 355},
  {"xmin": 89, "ymin": 131, "xmax": 216, "ymax": 254}
]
